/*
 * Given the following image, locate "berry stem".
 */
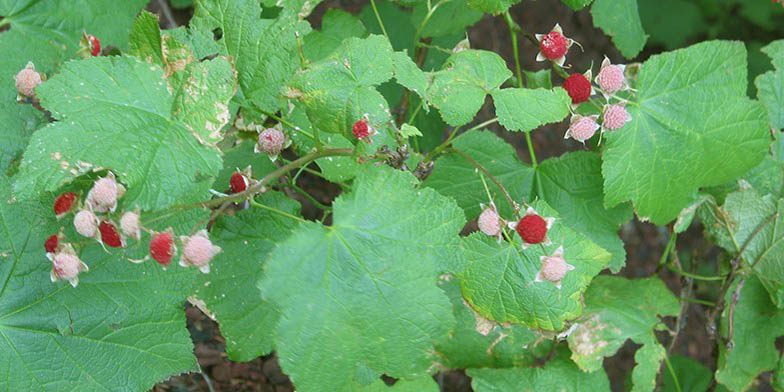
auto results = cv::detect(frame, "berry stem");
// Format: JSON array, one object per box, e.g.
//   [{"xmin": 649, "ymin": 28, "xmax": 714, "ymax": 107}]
[
  {"xmin": 423, "ymin": 125, "xmax": 462, "ymax": 163},
  {"xmin": 525, "ymin": 132, "xmax": 538, "ymax": 168},
  {"xmin": 449, "ymin": 148, "xmax": 521, "ymax": 220},
  {"xmin": 286, "ymin": 179, "xmax": 333, "ymax": 212},
  {"xmin": 249, "ymin": 199, "xmax": 308, "ymax": 224},
  {"xmin": 370, "ymin": 0, "xmax": 389, "ymax": 41},
  {"xmin": 678, "ymin": 297, "xmax": 716, "ymax": 307},
  {"xmin": 504, "ymin": 12, "xmax": 525, "ymax": 89}
]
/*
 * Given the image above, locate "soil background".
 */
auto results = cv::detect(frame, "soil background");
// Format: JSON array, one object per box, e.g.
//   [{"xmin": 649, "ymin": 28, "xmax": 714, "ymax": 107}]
[{"xmin": 146, "ymin": 0, "xmax": 778, "ymax": 390}]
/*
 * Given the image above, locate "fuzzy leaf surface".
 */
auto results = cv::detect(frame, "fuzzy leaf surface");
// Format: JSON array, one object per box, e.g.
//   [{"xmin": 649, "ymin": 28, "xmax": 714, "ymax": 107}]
[
  {"xmin": 460, "ymin": 201, "xmax": 610, "ymax": 330},
  {"xmin": 13, "ymin": 56, "xmax": 224, "ymax": 210},
  {"xmin": 259, "ymin": 166, "xmax": 465, "ymax": 391},
  {"xmin": 602, "ymin": 41, "xmax": 770, "ymax": 224}
]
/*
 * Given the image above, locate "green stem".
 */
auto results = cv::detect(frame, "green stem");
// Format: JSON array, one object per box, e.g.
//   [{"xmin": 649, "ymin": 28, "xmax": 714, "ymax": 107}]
[
  {"xmin": 665, "ymin": 264, "xmax": 727, "ymax": 281},
  {"xmin": 504, "ymin": 12, "xmax": 524, "ymax": 89},
  {"xmin": 451, "ymin": 148, "xmax": 521, "ymax": 219},
  {"xmin": 525, "ymin": 132, "xmax": 538, "ymax": 167},
  {"xmin": 423, "ymin": 125, "xmax": 461, "ymax": 163},
  {"xmin": 249, "ymin": 199, "xmax": 308, "ymax": 223},
  {"xmin": 663, "ymin": 354, "xmax": 682, "ymax": 392},
  {"xmin": 658, "ymin": 231, "xmax": 677, "ymax": 267},
  {"xmin": 467, "ymin": 117, "xmax": 498, "ymax": 132},
  {"xmin": 287, "ymin": 180, "xmax": 332, "ymax": 211},
  {"xmin": 679, "ymin": 297, "xmax": 716, "ymax": 307},
  {"xmin": 370, "ymin": 0, "xmax": 389, "ymax": 40},
  {"xmin": 259, "ymin": 109, "xmax": 316, "ymax": 141}
]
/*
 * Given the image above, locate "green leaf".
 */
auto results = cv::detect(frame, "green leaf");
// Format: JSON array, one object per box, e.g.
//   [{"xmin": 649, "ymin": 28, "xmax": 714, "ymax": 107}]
[
  {"xmin": 191, "ymin": 0, "xmax": 312, "ymax": 114},
  {"xmin": 466, "ymin": 0, "xmax": 521, "ymax": 14},
  {"xmin": 775, "ymin": 355, "xmax": 784, "ymax": 392},
  {"xmin": 192, "ymin": 191, "xmax": 299, "ymax": 361},
  {"xmin": 638, "ymin": 0, "xmax": 707, "ymax": 50},
  {"xmin": 288, "ymin": 35, "xmax": 397, "ymax": 149},
  {"xmin": 400, "ymin": 124, "xmax": 423, "ymax": 138},
  {"xmin": 535, "ymin": 151, "xmax": 633, "ymax": 272},
  {"xmin": 523, "ymin": 69, "xmax": 553, "ymax": 89},
  {"xmin": 427, "ymin": 50, "xmax": 512, "ymax": 126},
  {"xmin": 661, "ymin": 355, "xmax": 713, "ymax": 392},
  {"xmin": 259, "ymin": 166, "xmax": 465, "ymax": 391},
  {"xmin": 0, "ymin": 0, "xmax": 147, "ymax": 173},
  {"xmin": 561, "ymin": 0, "xmax": 594, "ymax": 10},
  {"xmin": 716, "ymin": 276, "xmax": 784, "ymax": 391},
  {"xmin": 566, "ymin": 276, "xmax": 679, "ymax": 391},
  {"xmin": 590, "ymin": 0, "xmax": 647, "ymax": 58},
  {"xmin": 0, "ymin": 177, "xmax": 198, "ymax": 390},
  {"xmin": 304, "ymin": 9, "xmax": 368, "ymax": 62},
  {"xmin": 756, "ymin": 40, "xmax": 784, "ymax": 130},
  {"xmin": 492, "ymin": 87, "xmax": 571, "ymax": 133},
  {"xmin": 434, "ymin": 278, "xmax": 549, "ymax": 369},
  {"xmin": 393, "ymin": 51, "xmax": 430, "ymax": 104},
  {"xmin": 13, "ymin": 56, "xmax": 225, "ymax": 210},
  {"xmin": 601, "ymin": 41, "xmax": 770, "ymax": 224},
  {"xmin": 469, "ymin": 350, "xmax": 611, "ymax": 391},
  {"xmin": 423, "ymin": 131, "xmax": 535, "ymax": 219},
  {"xmin": 412, "ymin": 1, "xmax": 482, "ymax": 37},
  {"xmin": 700, "ymin": 188, "xmax": 784, "ymax": 308},
  {"xmin": 362, "ymin": 377, "xmax": 440, "ymax": 392},
  {"xmin": 460, "ymin": 201, "xmax": 610, "ymax": 330}
]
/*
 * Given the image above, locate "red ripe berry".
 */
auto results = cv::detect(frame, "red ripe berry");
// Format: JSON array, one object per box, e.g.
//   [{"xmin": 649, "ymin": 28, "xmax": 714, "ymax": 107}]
[
  {"xmin": 44, "ymin": 235, "xmax": 59, "ymax": 253},
  {"xmin": 539, "ymin": 31, "xmax": 568, "ymax": 61},
  {"xmin": 563, "ymin": 73, "xmax": 591, "ymax": 104},
  {"xmin": 149, "ymin": 231, "xmax": 175, "ymax": 265},
  {"xmin": 229, "ymin": 172, "xmax": 248, "ymax": 194},
  {"xmin": 516, "ymin": 214, "xmax": 548, "ymax": 244},
  {"xmin": 98, "ymin": 221, "xmax": 123, "ymax": 248},
  {"xmin": 352, "ymin": 120, "xmax": 369, "ymax": 140},
  {"xmin": 53, "ymin": 192, "xmax": 76, "ymax": 217},
  {"xmin": 87, "ymin": 34, "xmax": 101, "ymax": 56}
]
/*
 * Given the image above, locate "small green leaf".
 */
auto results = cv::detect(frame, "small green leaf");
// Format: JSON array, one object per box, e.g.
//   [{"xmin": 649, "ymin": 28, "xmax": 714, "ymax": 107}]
[
  {"xmin": 460, "ymin": 201, "xmax": 610, "ymax": 330},
  {"xmin": 427, "ymin": 50, "xmax": 512, "ymax": 126},
  {"xmin": 561, "ymin": 0, "xmax": 595, "ymax": 10},
  {"xmin": 400, "ymin": 124, "xmax": 423, "ymax": 138},
  {"xmin": 412, "ymin": 1, "xmax": 483, "ymax": 37},
  {"xmin": 393, "ymin": 51, "xmax": 430, "ymax": 104},
  {"xmin": 423, "ymin": 131, "xmax": 535, "ymax": 219},
  {"xmin": 756, "ymin": 40, "xmax": 784, "ymax": 130},
  {"xmin": 524, "ymin": 70, "xmax": 553, "ymax": 89},
  {"xmin": 566, "ymin": 276, "xmax": 679, "ymax": 391},
  {"xmin": 492, "ymin": 88, "xmax": 571, "ymax": 133},
  {"xmin": 590, "ymin": 0, "xmax": 647, "ymax": 58},
  {"xmin": 304, "ymin": 9, "xmax": 368, "ymax": 62},
  {"xmin": 601, "ymin": 41, "xmax": 770, "ymax": 224},
  {"xmin": 466, "ymin": 0, "xmax": 521, "ymax": 14},
  {"xmin": 661, "ymin": 355, "xmax": 713, "ymax": 392},
  {"xmin": 716, "ymin": 277, "xmax": 784, "ymax": 391},
  {"xmin": 259, "ymin": 166, "xmax": 465, "ymax": 391}
]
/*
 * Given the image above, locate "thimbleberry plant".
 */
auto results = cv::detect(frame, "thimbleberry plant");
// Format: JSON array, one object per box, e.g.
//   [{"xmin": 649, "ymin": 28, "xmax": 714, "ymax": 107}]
[{"xmin": 1, "ymin": 1, "xmax": 782, "ymax": 391}]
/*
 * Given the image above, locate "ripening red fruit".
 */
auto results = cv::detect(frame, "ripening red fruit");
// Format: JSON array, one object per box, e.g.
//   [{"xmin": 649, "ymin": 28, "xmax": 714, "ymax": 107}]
[
  {"xmin": 516, "ymin": 214, "xmax": 548, "ymax": 244},
  {"xmin": 352, "ymin": 120, "xmax": 370, "ymax": 139},
  {"xmin": 229, "ymin": 172, "xmax": 248, "ymax": 194},
  {"xmin": 539, "ymin": 31, "xmax": 568, "ymax": 60},
  {"xmin": 87, "ymin": 34, "xmax": 101, "ymax": 56},
  {"xmin": 53, "ymin": 192, "xmax": 77, "ymax": 218},
  {"xmin": 98, "ymin": 220, "xmax": 124, "ymax": 248},
  {"xmin": 562, "ymin": 73, "xmax": 592, "ymax": 104},
  {"xmin": 149, "ymin": 230, "xmax": 176, "ymax": 265},
  {"xmin": 44, "ymin": 234, "xmax": 59, "ymax": 253}
]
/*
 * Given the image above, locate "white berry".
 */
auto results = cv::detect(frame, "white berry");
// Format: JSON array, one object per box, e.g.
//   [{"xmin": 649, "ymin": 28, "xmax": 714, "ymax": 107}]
[
  {"xmin": 119, "ymin": 211, "xmax": 141, "ymax": 240},
  {"xmin": 74, "ymin": 209, "xmax": 99, "ymax": 238},
  {"xmin": 86, "ymin": 172, "xmax": 124, "ymax": 213},
  {"xmin": 15, "ymin": 62, "xmax": 42, "ymax": 98},
  {"xmin": 477, "ymin": 207, "xmax": 503, "ymax": 237},
  {"xmin": 179, "ymin": 230, "xmax": 221, "ymax": 274}
]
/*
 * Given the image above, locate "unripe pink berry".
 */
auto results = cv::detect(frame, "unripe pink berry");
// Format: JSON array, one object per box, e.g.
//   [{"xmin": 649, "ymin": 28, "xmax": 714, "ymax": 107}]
[
  {"xmin": 256, "ymin": 128, "xmax": 286, "ymax": 156},
  {"xmin": 602, "ymin": 104, "xmax": 631, "ymax": 131},
  {"xmin": 566, "ymin": 115, "xmax": 599, "ymax": 142},
  {"xmin": 477, "ymin": 207, "xmax": 503, "ymax": 237},
  {"xmin": 119, "ymin": 211, "xmax": 141, "ymax": 240},
  {"xmin": 536, "ymin": 247, "xmax": 574, "ymax": 288},
  {"xmin": 86, "ymin": 172, "xmax": 124, "ymax": 213},
  {"xmin": 15, "ymin": 62, "xmax": 43, "ymax": 98},
  {"xmin": 49, "ymin": 244, "xmax": 88, "ymax": 287},
  {"xmin": 180, "ymin": 230, "xmax": 221, "ymax": 274},
  {"xmin": 74, "ymin": 209, "xmax": 99, "ymax": 238},
  {"xmin": 596, "ymin": 61, "xmax": 625, "ymax": 95}
]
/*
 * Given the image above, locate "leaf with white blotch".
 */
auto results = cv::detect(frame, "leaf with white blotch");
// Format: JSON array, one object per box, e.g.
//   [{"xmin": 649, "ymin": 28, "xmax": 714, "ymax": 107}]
[
  {"xmin": 0, "ymin": 0, "xmax": 147, "ymax": 173},
  {"xmin": 536, "ymin": 151, "xmax": 633, "ymax": 272},
  {"xmin": 191, "ymin": 0, "xmax": 312, "ymax": 116},
  {"xmin": 13, "ymin": 56, "xmax": 223, "ymax": 210},
  {"xmin": 700, "ymin": 187, "xmax": 784, "ymax": 308},
  {"xmin": 460, "ymin": 201, "xmax": 610, "ymax": 331},
  {"xmin": 304, "ymin": 9, "xmax": 368, "ymax": 62},
  {"xmin": 590, "ymin": 0, "xmax": 647, "ymax": 58},
  {"xmin": 715, "ymin": 276, "xmax": 784, "ymax": 391},
  {"xmin": 288, "ymin": 35, "xmax": 397, "ymax": 149},
  {"xmin": 491, "ymin": 88, "xmax": 571, "ymax": 133},
  {"xmin": 466, "ymin": 0, "xmax": 520, "ymax": 14},
  {"xmin": 469, "ymin": 348, "xmax": 611, "ymax": 391},
  {"xmin": 423, "ymin": 131, "xmax": 535, "ymax": 219},
  {"xmin": 566, "ymin": 276, "xmax": 679, "ymax": 392},
  {"xmin": 756, "ymin": 40, "xmax": 784, "ymax": 130},
  {"xmin": 434, "ymin": 278, "xmax": 551, "ymax": 369},
  {"xmin": 601, "ymin": 41, "xmax": 770, "ymax": 224},
  {"xmin": 427, "ymin": 50, "xmax": 512, "ymax": 126},
  {"xmin": 129, "ymin": 11, "xmax": 237, "ymax": 146},
  {"xmin": 191, "ymin": 192, "xmax": 299, "ymax": 361},
  {"xmin": 0, "ymin": 176, "xmax": 198, "ymax": 391},
  {"xmin": 258, "ymin": 166, "xmax": 465, "ymax": 391}
]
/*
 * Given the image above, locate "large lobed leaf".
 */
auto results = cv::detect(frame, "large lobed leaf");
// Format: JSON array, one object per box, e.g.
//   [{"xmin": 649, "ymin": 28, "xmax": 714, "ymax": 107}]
[
  {"xmin": 258, "ymin": 165, "xmax": 465, "ymax": 391},
  {"xmin": 590, "ymin": 0, "xmax": 647, "ymax": 58},
  {"xmin": 602, "ymin": 41, "xmax": 770, "ymax": 224},
  {"xmin": 0, "ymin": 176, "xmax": 198, "ymax": 391},
  {"xmin": 756, "ymin": 40, "xmax": 784, "ymax": 130},
  {"xmin": 13, "ymin": 56, "xmax": 228, "ymax": 210},
  {"xmin": 460, "ymin": 201, "xmax": 611, "ymax": 331}
]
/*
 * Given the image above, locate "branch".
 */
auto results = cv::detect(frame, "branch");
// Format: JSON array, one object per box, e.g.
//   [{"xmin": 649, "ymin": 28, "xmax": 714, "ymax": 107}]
[{"xmin": 449, "ymin": 148, "xmax": 521, "ymax": 220}]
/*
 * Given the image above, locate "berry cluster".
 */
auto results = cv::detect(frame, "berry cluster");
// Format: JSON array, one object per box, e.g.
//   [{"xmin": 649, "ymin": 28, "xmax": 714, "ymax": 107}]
[
  {"xmin": 476, "ymin": 202, "xmax": 573, "ymax": 288},
  {"xmin": 45, "ymin": 172, "xmax": 222, "ymax": 287}
]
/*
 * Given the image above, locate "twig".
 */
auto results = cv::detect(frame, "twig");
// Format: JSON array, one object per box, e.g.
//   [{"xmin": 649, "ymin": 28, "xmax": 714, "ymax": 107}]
[
  {"xmin": 725, "ymin": 278, "xmax": 746, "ymax": 349},
  {"xmin": 450, "ymin": 148, "xmax": 521, "ymax": 219},
  {"xmin": 156, "ymin": 0, "xmax": 177, "ymax": 29}
]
